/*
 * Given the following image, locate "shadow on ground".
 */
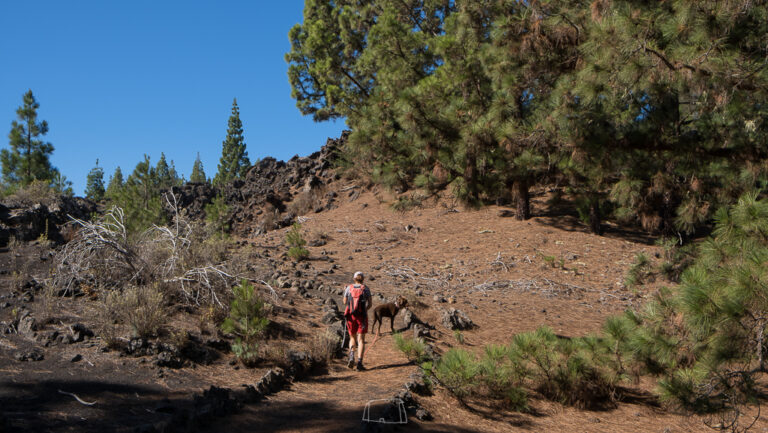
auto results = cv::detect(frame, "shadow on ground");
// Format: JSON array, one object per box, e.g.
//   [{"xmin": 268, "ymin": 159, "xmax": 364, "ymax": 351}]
[
  {"xmin": 0, "ymin": 379, "xmax": 191, "ymax": 433},
  {"xmin": 195, "ymin": 398, "xmax": 492, "ymax": 433}
]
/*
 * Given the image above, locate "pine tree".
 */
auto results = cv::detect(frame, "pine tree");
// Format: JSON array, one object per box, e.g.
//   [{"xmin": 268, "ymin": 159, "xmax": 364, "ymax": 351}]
[
  {"xmin": 551, "ymin": 0, "xmax": 768, "ymax": 235},
  {"xmin": 290, "ymin": 0, "xmax": 768, "ymax": 235},
  {"xmin": 190, "ymin": 152, "xmax": 207, "ymax": 183},
  {"xmin": 51, "ymin": 170, "xmax": 73, "ymax": 197},
  {"xmin": 105, "ymin": 166, "xmax": 124, "ymax": 200},
  {"xmin": 85, "ymin": 159, "xmax": 105, "ymax": 201},
  {"xmin": 286, "ymin": 0, "xmax": 377, "ymax": 121},
  {"xmin": 154, "ymin": 153, "xmax": 169, "ymax": 188},
  {"xmin": 168, "ymin": 160, "xmax": 181, "ymax": 187},
  {"xmin": 213, "ymin": 99, "xmax": 251, "ymax": 186},
  {"xmin": 113, "ymin": 155, "xmax": 165, "ymax": 233},
  {"xmin": 616, "ymin": 193, "xmax": 768, "ymax": 429},
  {"xmin": 1, "ymin": 90, "xmax": 57, "ymax": 187}
]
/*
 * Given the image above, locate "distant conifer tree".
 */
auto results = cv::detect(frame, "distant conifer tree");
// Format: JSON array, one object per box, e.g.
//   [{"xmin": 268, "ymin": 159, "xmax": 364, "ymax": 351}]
[
  {"xmin": 105, "ymin": 166, "xmax": 124, "ymax": 200},
  {"xmin": 85, "ymin": 159, "xmax": 105, "ymax": 201},
  {"xmin": 168, "ymin": 159, "xmax": 181, "ymax": 187},
  {"xmin": 51, "ymin": 171, "xmax": 73, "ymax": 197},
  {"xmin": 190, "ymin": 152, "xmax": 207, "ymax": 183},
  {"xmin": 155, "ymin": 152, "xmax": 173, "ymax": 189},
  {"xmin": 214, "ymin": 99, "xmax": 250, "ymax": 186},
  {"xmin": 114, "ymin": 155, "xmax": 165, "ymax": 232},
  {"xmin": 1, "ymin": 90, "xmax": 58, "ymax": 187}
]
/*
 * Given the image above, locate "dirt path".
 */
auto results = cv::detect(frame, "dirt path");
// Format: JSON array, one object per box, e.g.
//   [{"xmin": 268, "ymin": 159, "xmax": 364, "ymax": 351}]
[{"xmin": 196, "ymin": 333, "xmax": 460, "ymax": 433}]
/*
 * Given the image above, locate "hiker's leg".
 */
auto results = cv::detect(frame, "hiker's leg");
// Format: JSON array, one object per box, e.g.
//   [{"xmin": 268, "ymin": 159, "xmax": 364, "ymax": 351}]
[
  {"xmin": 347, "ymin": 319, "xmax": 358, "ymax": 363},
  {"xmin": 357, "ymin": 333, "xmax": 366, "ymax": 362}
]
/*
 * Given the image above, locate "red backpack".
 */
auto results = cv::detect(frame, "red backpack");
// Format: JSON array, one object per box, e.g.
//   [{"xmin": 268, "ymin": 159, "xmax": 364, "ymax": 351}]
[{"xmin": 344, "ymin": 284, "xmax": 367, "ymax": 316}]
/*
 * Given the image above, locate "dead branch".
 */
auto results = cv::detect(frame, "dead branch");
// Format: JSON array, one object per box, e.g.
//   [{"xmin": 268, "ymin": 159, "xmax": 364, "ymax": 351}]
[
  {"xmin": 490, "ymin": 252, "xmax": 514, "ymax": 272},
  {"xmin": 167, "ymin": 265, "xmax": 236, "ymax": 308},
  {"xmin": 55, "ymin": 206, "xmax": 147, "ymax": 293},
  {"xmin": 58, "ymin": 389, "xmax": 97, "ymax": 406},
  {"xmin": 256, "ymin": 279, "xmax": 281, "ymax": 303},
  {"xmin": 54, "ymin": 193, "xmax": 239, "ymax": 307}
]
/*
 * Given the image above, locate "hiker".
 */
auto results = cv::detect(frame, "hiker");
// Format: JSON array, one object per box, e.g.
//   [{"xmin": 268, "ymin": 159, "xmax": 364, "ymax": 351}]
[{"xmin": 343, "ymin": 271, "xmax": 372, "ymax": 371}]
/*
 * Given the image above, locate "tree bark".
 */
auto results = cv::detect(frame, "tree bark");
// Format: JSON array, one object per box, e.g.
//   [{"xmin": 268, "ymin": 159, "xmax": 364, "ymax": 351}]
[
  {"xmin": 464, "ymin": 152, "xmax": 478, "ymax": 202},
  {"xmin": 589, "ymin": 196, "xmax": 602, "ymax": 235},
  {"xmin": 514, "ymin": 178, "xmax": 530, "ymax": 220}
]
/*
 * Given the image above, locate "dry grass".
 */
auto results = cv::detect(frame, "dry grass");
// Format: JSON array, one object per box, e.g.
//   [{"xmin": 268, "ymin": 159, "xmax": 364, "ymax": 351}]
[
  {"xmin": 99, "ymin": 284, "xmax": 167, "ymax": 339},
  {"xmin": 260, "ymin": 205, "xmax": 281, "ymax": 232},
  {"xmin": 306, "ymin": 329, "xmax": 341, "ymax": 366},
  {"xmin": 5, "ymin": 180, "xmax": 58, "ymax": 207},
  {"xmin": 7, "ymin": 234, "xmax": 19, "ymax": 251},
  {"xmin": 287, "ymin": 187, "xmax": 324, "ymax": 216}
]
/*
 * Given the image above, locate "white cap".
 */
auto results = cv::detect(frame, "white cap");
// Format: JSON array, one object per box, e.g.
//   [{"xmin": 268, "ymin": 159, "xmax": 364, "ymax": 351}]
[{"xmin": 354, "ymin": 271, "xmax": 364, "ymax": 280}]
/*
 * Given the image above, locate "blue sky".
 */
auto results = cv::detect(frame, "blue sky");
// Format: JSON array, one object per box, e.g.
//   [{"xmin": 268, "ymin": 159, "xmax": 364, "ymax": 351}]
[{"xmin": 0, "ymin": 1, "xmax": 346, "ymax": 194}]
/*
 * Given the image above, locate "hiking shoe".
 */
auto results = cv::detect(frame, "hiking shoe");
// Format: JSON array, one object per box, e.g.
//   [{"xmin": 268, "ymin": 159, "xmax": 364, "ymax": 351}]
[
  {"xmin": 356, "ymin": 362, "xmax": 366, "ymax": 371},
  {"xmin": 347, "ymin": 353, "xmax": 356, "ymax": 369}
]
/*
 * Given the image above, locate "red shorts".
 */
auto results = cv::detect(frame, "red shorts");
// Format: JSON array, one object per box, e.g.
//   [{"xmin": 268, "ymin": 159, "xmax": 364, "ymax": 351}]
[{"xmin": 346, "ymin": 313, "xmax": 368, "ymax": 335}]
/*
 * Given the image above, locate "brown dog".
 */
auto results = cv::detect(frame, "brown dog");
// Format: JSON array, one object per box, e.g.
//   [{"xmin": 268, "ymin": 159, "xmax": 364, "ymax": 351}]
[{"xmin": 372, "ymin": 296, "xmax": 408, "ymax": 336}]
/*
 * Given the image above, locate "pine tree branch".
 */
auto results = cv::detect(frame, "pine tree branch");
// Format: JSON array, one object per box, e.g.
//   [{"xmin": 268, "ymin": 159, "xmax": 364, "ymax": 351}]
[{"xmin": 341, "ymin": 67, "xmax": 370, "ymax": 98}]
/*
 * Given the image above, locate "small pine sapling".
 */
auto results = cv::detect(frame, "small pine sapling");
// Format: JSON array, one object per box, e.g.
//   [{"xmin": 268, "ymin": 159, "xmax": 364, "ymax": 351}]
[
  {"xmin": 220, "ymin": 279, "xmax": 270, "ymax": 366},
  {"xmin": 393, "ymin": 332, "xmax": 429, "ymax": 363},
  {"xmin": 286, "ymin": 222, "xmax": 309, "ymax": 260}
]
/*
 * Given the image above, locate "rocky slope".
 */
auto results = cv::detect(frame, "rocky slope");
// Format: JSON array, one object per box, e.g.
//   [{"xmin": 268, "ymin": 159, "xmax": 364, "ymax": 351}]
[
  {"xmin": 173, "ymin": 132, "xmax": 348, "ymax": 237},
  {"xmin": 0, "ymin": 195, "xmax": 96, "ymax": 247}
]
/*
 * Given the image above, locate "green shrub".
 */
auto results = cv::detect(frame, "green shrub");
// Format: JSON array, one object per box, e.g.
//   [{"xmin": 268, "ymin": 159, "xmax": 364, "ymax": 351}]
[
  {"xmin": 391, "ymin": 194, "xmax": 423, "ymax": 212},
  {"xmin": 511, "ymin": 327, "xmax": 618, "ymax": 408},
  {"xmin": 654, "ymin": 237, "xmax": 695, "ymax": 282},
  {"xmin": 476, "ymin": 344, "xmax": 528, "ymax": 410},
  {"xmin": 628, "ymin": 194, "xmax": 768, "ymax": 428},
  {"xmin": 624, "ymin": 252, "xmax": 652, "ymax": 288},
  {"xmin": 393, "ymin": 332, "xmax": 430, "ymax": 363},
  {"xmin": 285, "ymin": 223, "xmax": 309, "ymax": 260},
  {"xmin": 205, "ymin": 194, "xmax": 230, "ymax": 237},
  {"xmin": 220, "ymin": 279, "xmax": 270, "ymax": 366},
  {"xmin": 434, "ymin": 348, "xmax": 479, "ymax": 399}
]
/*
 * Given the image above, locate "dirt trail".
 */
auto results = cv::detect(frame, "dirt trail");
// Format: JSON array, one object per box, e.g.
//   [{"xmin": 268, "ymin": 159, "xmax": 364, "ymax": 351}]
[{"xmin": 197, "ymin": 333, "xmax": 437, "ymax": 433}]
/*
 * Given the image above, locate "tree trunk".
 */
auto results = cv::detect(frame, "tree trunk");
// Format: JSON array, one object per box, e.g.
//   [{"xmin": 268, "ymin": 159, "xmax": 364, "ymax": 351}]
[
  {"xmin": 464, "ymin": 152, "xmax": 478, "ymax": 202},
  {"xmin": 659, "ymin": 191, "xmax": 676, "ymax": 236},
  {"xmin": 514, "ymin": 178, "xmax": 530, "ymax": 220},
  {"xmin": 589, "ymin": 197, "xmax": 602, "ymax": 235}
]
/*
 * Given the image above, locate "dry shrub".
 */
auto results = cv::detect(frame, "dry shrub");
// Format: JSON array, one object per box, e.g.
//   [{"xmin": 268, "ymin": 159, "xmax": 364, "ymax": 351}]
[
  {"xmin": 307, "ymin": 229, "xmax": 331, "ymax": 247},
  {"xmin": 5, "ymin": 180, "xmax": 57, "ymax": 207},
  {"xmin": 198, "ymin": 305, "xmax": 220, "ymax": 335},
  {"xmin": 260, "ymin": 204, "xmax": 280, "ymax": 232},
  {"xmin": 287, "ymin": 187, "xmax": 323, "ymax": 216},
  {"xmin": 97, "ymin": 291, "xmax": 125, "ymax": 349},
  {"xmin": 39, "ymin": 282, "xmax": 62, "ymax": 323},
  {"xmin": 261, "ymin": 340, "xmax": 290, "ymax": 365},
  {"xmin": 191, "ymin": 234, "xmax": 231, "ymax": 264},
  {"xmin": 7, "ymin": 235, "xmax": 20, "ymax": 255},
  {"xmin": 55, "ymin": 195, "xmax": 237, "ymax": 307},
  {"xmin": 102, "ymin": 284, "xmax": 167, "ymax": 339},
  {"xmin": 228, "ymin": 245, "xmax": 271, "ymax": 280},
  {"xmin": 307, "ymin": 329, "xmax": 341, "ymax": 366}
]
